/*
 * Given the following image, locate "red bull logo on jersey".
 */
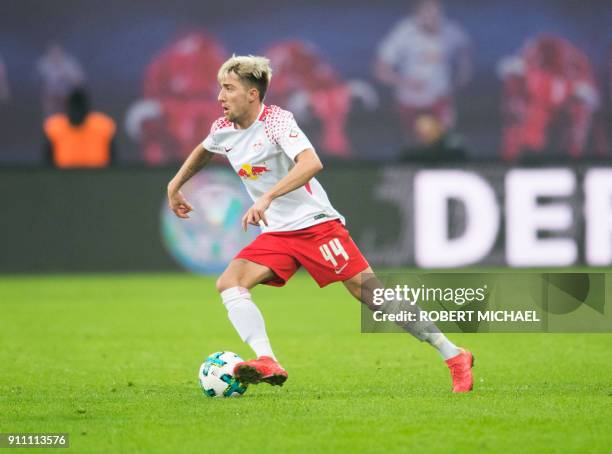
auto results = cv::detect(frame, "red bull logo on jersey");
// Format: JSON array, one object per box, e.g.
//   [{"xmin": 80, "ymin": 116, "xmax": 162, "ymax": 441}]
[{"xmin": 237, "ymin": 163, "xmax": 270, "ymax": 180}]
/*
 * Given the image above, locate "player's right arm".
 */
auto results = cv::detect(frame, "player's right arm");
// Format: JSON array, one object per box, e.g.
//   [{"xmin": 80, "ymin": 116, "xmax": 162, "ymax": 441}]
[{"xmin": 167, "ymin": 144, "xmax": 213, "ymax": 219}]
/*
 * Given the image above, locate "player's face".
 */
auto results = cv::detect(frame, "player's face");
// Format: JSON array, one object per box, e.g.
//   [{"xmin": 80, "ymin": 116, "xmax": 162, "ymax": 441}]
[
  {"xmin": 217, "ymin": 72, "xmax": 255, "ymax": 123},
  {"xmin": 416, "ymin": 0, "xmax": 442, "ymax": 33}
]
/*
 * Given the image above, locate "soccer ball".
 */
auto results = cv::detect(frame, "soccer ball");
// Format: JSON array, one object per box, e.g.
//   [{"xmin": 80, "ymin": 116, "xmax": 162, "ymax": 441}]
[{"xmin": 199, "ymin": 351, "xmax": 248, "ymax": 398}]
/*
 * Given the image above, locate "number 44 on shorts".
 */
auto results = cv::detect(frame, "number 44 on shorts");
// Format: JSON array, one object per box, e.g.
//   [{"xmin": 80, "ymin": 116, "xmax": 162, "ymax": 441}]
[{"xmin": 319, "ymin": 238, "xmax": 349, "ymax": 272}]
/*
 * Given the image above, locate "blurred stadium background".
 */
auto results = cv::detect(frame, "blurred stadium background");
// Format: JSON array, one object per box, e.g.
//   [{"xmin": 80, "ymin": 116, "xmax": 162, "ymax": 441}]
[
  {"xmin": 1, "ymin": 0, "xmax": 611, "ymax": 272},
  {"xmin": 1, "ymin": 0, "xmax": 611, "ymax": 452}
]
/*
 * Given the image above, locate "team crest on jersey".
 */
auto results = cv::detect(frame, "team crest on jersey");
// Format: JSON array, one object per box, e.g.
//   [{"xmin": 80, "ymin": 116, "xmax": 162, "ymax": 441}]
[
  {"xmin": 252, "ymin": 141, "xmax": 263, "ymax": 152},
  {"xmin": 237, "ymin": 163, "xmax": 270, "ymax": 180}
]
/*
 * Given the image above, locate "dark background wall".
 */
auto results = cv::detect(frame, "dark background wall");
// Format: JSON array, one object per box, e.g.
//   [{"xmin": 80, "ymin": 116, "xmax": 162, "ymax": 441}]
[
  {"xmin": 0, "ymin": 165, "xmax": 386, "ymax": 273},
  {"xmin": 2, "ymin": 164, "xmax": 608, "ymax": 273},
  {"xmin": 0, "ymin": 168, "xmax": 178, "ymax": 272}
]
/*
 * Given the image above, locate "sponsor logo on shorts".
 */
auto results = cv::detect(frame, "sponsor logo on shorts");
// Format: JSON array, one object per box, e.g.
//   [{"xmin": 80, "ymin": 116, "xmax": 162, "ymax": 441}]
[
  {"xmin": 314, "ymin": 214, "xmax": 327, "ymax": 220},
  {"xmin": 334, "ymin": 263, "xmax": 349, "ymax": 274}
]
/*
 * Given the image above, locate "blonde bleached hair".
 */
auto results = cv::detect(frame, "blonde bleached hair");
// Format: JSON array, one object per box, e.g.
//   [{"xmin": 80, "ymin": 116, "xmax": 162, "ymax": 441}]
[{"xmin": 217, "ymin": 55, "xmax": 273, "ymax": 101}]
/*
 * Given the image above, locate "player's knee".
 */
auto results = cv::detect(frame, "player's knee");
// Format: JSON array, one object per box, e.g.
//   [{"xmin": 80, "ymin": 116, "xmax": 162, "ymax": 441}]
[
  {"xmin": 342, "ymin": 278, "xmax": 362, "ymax": 301},
  {"xmin": 343, "ymin": 268, "xmax": 377, "ymax": 303},
  {"xmin": 216, "ymin": 275, "xmax": 237, "ymax": 293},
  {"xmin": 216, "ymin": 271, "xmax": 251, "ymax": 293}
]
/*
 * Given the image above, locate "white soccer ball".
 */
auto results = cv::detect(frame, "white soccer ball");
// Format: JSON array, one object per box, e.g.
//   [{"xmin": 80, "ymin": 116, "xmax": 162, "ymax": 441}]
[{"xmin": 199, "ymin": 351, "xmax": 248, "ymax": 398}]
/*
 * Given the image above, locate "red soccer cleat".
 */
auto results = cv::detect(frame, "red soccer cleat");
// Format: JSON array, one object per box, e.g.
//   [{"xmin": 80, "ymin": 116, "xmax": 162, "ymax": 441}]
[
  {"xmin": 233, "ymin": 356, "xmax": 288, "ymax": 386},
  {"xmin": 445, "ymin": 349, "xmax": 474, "ymax": 393}
]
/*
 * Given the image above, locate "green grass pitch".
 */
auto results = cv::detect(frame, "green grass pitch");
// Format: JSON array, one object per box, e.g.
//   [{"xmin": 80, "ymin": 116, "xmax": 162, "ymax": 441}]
[{"xmin": 1, "ymin": 273, "xmax": 611, "ymax": 453}]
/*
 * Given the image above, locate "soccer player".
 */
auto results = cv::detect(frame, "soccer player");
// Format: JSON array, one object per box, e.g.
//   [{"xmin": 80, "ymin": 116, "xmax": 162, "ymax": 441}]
[
  {"xmin": 375, "ymin": 0, "xmax": 471, "ymax": 140},
  {"xmin": 167, "ymin": 55, "xmax": 474, "ymax": 392},
  {"xmin": 498, "ymin": 34, "xmax": 599, "ymax": 160}
]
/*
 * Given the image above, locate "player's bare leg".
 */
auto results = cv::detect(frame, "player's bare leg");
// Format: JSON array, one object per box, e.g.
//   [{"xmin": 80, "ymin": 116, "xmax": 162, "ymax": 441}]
[
  {"xmin": 216, "ymin": 259, "xmax": 288, "ymax": 386},
  {"xmin": 216, "ymin": 258, "xmax": 276, "ymax": 292},
  {"xmin": 342, "ymin": 267, "xmax": 474, "ymax": 392}
]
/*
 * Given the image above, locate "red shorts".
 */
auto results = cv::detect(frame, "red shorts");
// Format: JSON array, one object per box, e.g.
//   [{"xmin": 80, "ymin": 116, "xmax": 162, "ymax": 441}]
[{"xmin": 235, "ymin": 220, "xmax": 369, "ymax": 287}]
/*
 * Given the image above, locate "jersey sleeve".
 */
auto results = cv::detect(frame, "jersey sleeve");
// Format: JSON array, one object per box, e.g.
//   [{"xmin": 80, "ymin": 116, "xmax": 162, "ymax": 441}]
[
  {"xmin": 268, "ymin": 109, "xmax": 314, "ymax": 161},
  {"xmin": 202, "ymin": 117, "xmax": 231, "ymax": 154},
  {"xmin": 94, "ymin": 113, "xmax": 116, "ymax": 140},
  {"xmin": 43, "ymin": 115, "xmax": 58, "ymax": 140},
  {"xmin": 201, "ymin": 133, "xmax": 217, "ymax": 154}
]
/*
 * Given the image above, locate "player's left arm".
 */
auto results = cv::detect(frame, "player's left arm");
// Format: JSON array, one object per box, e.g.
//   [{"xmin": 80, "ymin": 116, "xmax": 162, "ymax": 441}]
[
  {"xmin": 241, "ymin": 148, "xmax": 323, "ymax": 230},
  {"xmin": 167, "ymin": 144, "xmax": 214, "ymax": 219}
]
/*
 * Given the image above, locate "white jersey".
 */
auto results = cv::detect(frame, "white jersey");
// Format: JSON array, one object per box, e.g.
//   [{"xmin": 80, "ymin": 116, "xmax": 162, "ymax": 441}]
[
  {"xmin": 202, "ymin": 104, "xmax": 344, "ymax": 233},
  {"xmin": 377, "ymin": 17, "xmax": 469, "ymax": 106}
]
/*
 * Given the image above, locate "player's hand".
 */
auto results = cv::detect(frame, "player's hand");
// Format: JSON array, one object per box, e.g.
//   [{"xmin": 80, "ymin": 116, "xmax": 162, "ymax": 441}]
[
  {"xmin": 168, "ymin": 189, "xmax": 194, "ymax": 219},
  {"xmin": 242, "ymin": 196, "xmax": 272, "ymax": 231}
]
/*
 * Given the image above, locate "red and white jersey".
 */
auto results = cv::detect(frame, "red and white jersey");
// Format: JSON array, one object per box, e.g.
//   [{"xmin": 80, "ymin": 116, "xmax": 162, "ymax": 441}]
[{"xmin": 202, "ymin": 104, "xmax": 344, "ymax": 232}]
